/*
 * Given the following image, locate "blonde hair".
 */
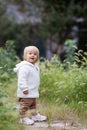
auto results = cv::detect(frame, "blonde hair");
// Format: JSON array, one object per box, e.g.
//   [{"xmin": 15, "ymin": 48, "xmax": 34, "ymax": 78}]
[{"xmin": 23, "ymin": 46, "xmax": 39, "ymax": 61}]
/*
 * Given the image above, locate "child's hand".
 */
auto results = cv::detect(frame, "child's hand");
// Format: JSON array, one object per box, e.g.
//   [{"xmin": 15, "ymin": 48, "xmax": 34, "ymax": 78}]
[{"xmin": 23, "ymin": 90, "xmax": 29, "ymax": 94}]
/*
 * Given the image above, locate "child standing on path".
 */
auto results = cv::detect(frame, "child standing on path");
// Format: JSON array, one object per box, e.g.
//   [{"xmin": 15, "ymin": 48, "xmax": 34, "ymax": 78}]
[{"xmin": 14, "ymin": 46, "xmax": 47, "ymax": 125}]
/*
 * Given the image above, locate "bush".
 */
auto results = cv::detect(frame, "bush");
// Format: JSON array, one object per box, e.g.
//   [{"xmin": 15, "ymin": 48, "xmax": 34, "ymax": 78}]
[
  {"xmin": 0, "ymin": 40, "xmax": 20, "ymax": 80},
  {"xmin": 40, "ymin": 54, "xmax": 87, "ymax": 104},
  {"xmin": 0, "ymin": 40, "xmax": 20, "ymax": 129}
]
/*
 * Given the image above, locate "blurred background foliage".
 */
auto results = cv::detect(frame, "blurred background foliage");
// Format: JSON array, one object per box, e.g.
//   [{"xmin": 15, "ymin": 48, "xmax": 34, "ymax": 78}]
[{"xmin": 0, "ymin": 0, "xmax": 87, "ymax": 59}]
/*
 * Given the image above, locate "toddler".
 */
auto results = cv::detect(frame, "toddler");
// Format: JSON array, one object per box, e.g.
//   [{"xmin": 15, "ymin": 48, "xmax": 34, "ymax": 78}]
[{"xmin": 14, "ymin": 46, "xmax": 47, "ymax": 125}]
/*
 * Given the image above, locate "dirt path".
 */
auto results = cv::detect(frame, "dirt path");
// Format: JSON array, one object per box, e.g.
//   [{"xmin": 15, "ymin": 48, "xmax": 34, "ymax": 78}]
[{"xmin": 24, "ymin": 120, "xmax": 87, "ymax": 130}]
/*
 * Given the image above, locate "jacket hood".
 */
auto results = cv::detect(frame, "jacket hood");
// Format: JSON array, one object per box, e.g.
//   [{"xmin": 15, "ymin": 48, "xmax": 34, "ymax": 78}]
[{"xmin": 13, "ymin": 61, "xmax": 34, "ymax": 73}]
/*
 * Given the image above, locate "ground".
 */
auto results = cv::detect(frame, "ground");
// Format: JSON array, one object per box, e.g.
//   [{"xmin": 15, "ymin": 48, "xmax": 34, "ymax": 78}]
[{"xmin": 20, "ymin": 120, "xmax": 87, "ymax": 130}]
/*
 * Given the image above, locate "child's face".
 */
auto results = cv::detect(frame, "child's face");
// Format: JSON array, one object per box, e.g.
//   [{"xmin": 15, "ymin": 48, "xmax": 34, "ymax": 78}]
[{"xmin": 26, "ymin": 47, "xmax": 39, "ymax": 64}]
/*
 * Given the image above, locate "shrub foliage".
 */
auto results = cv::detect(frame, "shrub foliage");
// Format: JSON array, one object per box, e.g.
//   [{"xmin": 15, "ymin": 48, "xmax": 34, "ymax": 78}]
[{"xmin": 40, "ymin": 54, "xmax": 87, "ymax": 104}]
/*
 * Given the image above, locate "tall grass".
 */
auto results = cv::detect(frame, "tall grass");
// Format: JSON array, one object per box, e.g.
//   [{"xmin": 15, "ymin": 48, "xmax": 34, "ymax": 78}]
[
  {"xmin": 40, "ymin": 55, "xmax": 87, "ymax": 105},
  {"xmin": 39, "ymin": 54, "xmax": 87, "ymax": 124}
]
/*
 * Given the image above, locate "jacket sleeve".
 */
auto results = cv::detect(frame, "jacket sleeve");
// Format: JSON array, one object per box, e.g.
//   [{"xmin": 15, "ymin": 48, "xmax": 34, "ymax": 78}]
[{"xmin": 18, "ymin": 66, "xmax": 29, "ymax": 91}]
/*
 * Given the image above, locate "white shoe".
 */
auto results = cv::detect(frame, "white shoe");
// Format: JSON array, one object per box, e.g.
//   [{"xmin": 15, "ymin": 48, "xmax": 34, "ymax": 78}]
[
  {"xmin": 32, "ymin": 113, "xmax": 47, "ymax": 122},
  {"xmin": 19, "ymin": 117, "xmax": 34, "ymax": 125}
]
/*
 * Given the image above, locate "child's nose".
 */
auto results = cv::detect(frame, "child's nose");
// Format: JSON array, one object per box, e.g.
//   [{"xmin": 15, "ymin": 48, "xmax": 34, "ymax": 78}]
[{"xmin": 31, "ymin": 54, "xmax": 34, "ymax": 56}]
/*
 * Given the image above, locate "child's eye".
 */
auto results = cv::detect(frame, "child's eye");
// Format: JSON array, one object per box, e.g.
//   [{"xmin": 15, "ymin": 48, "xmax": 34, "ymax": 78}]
[
  {"xmin": 28, "ymin": 52, "xmax": 37, "ymax": 55},
  {"xmin": 29, "ymin": 53, "xmax": 32, "ymax": 55},
  {"xmin": 34, "ymin": 53, "xmax": 37, "ymax": 55}
]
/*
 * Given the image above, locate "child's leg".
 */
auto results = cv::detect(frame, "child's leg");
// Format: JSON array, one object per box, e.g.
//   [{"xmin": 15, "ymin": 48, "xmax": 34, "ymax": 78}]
[
  {"xmin": 18, "ymin": 98, "xmax": 34, "ymax": 125},
  {"xmin": 30, "ymin": 98, "xmax": 38, "ymax": 116},
  {"xmin": 18, "ymin": 98, "xmax": 37, "ymax": 117},
  {"xmin": 19, "ymin": 98, "xmax": 30, "ymax": 118},
  {"xmin": 30, "ymin": 99, "xmax": 47, "ymax": 121}
]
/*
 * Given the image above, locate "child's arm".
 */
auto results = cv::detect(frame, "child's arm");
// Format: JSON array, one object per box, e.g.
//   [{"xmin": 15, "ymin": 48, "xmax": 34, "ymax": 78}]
[{"xmin": 18, "ymin": 66, "xmax": 29, "ymax": 91}]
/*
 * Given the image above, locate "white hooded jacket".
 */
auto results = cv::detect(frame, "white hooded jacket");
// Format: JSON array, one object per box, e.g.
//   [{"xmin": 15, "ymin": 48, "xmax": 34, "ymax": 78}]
[{"xmin": 14, "ymin": 61, "xmax": 40, "ymax": 98}]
